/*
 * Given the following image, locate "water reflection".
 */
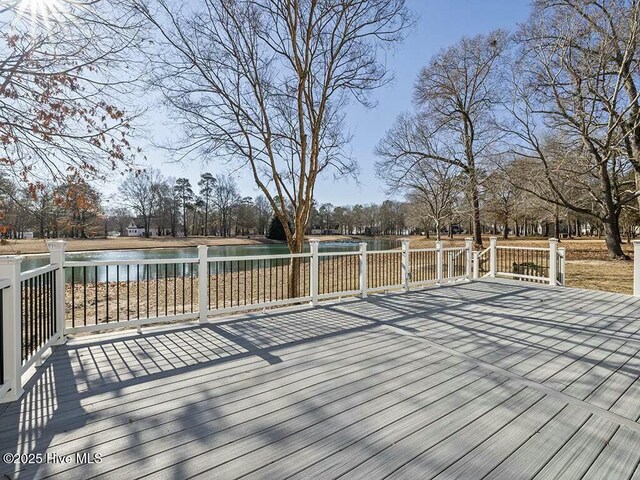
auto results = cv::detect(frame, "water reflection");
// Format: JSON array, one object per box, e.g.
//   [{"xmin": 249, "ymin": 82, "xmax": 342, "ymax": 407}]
[{"xmin": 21, "ymin": 239, "xmax": 400, "ymax": 282}]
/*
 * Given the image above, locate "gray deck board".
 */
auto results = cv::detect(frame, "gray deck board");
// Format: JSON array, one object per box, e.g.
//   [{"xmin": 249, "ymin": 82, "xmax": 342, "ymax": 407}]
[{"xmin": 2, "ymin": 278, "xmax": 640, "ymax": 479}]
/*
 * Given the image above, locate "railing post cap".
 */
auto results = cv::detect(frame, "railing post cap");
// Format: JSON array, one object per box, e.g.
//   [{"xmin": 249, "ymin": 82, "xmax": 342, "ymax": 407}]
[
  {"xmin": 0, "ymin": 255, "xmax": 24, "ymax": 264},
  {"xmin": 633, "ymin": 240, "xmax": 640, "ymax": 245},
  {"xmin": 465, "ymin": 237, "xmax": 473, "ymax": 242},
  {"xmin": 46, "ymin": 239, "xmax": 67, "ymax": 251},
  {"xmin": 548, "ymin": 238, "xmax": 559, "ymax": 243},
  {"xmin": 308, "ymin": 238, "xmax": 320, "ymax": 244},
  {"xmin": 197, "ymin": 244, "xmax": 208, "ymax": 250},
  {"xmin": 401, "ymin": 238, "xmax": 410, "ymax": 244}
]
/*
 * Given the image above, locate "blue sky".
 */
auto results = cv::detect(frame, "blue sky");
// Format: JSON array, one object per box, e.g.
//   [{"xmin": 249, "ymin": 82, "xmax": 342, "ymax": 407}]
[{"xmin": 132, "ymin": 0, "xmax": 531, "ymax": 206}]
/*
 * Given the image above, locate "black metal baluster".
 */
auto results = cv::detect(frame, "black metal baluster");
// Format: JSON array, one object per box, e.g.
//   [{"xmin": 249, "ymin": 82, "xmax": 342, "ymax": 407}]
[
  {"xmin": 43, "ymin": 273, "xmax": 49, "ymax": 341},
  {"xmin": 29, "ymin": 277, "xmax": 34, "ymax": 359},
  {"xmin": 212, "ymin": 262, "xmax": 217, "ymax": 310},
  {"xmin": 35, "ymin": 276, "xmax": 40, "ymax": 349},
  {"xmin": 126, "ymin": 265, "xmax": 130, "ymax": 321},
  {"xmin": 156, "ymin": 264, "xmax": 160, "ymax": 318},
  {"xmin": 71, "ymin": 268, "xmax": 76, "ymax": 327},
  {"xmin": 83, "ymin": 266, "xmax": 87, "ymax": 326},
  {"xmin": 116, "ymin": 265, "xmax": 120, "ymax": 322},
  {"xmin": 105, "ymin": 265, "xmax": 109, "ymax": 323},
  {"xmin": 275, "ymin": 259, "xmax": 279, "ymax": 300},
  {"xmin": 146, "ymin": 264, "xmax": 150, "ymax": 319},
  {"xmin": 222, "ymin": 261, "xmax": 227, "ymax": 308},
  {"xmin": 164, "ymin": 263, "xmax": 168, "ymax": 316},
  {"xmin": 190, "ymin": 263, "xmax": 194, "ymax": 313},
  {"xmin": 94, "ymin": 266, "xmax": 98, "ymax": 324},
  {"xmin": 136, "ymin": 263, "xmax": 140, "ymax": 320},
  {"xmin": 182, "ymin": 263, "xmax": 186, "ymax": 314},
  {"xmin": 268, "ymin": 259, "xmax": 272, "ymax": 301},
  {"xmin": 209, "ymin": 262, "xmax": 218, "ymax": 310}
]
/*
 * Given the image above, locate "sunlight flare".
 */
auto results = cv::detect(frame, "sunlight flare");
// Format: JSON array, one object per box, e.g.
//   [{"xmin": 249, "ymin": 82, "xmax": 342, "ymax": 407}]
[{"xmin": 14, "ymin": 0, "xmax": 68, "ymax": 30}]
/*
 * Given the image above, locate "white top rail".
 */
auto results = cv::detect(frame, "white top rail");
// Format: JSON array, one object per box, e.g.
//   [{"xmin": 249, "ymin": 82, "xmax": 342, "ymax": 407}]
[
  {"xmin": 409, "ymin": 248, "xmax": 438, "ymax": 253},
  {"xmin": 496, "ymin": 246, "xmax": 550, "ymax": 252},
  {"xmin": 318, "ymin": 251, "xmax": 361, "ymax": 257},
  {"xmin": 367, "ymin": 249, "xmax": 402, "ymax": 255},
  {"xmin": 208, "ymin": 252, "xmax": 311, "ymax": 263},
  {"xmin": 20, "ymin": 264, "xmax": 58, "ymax": 281},
  {"xmin": 65, "ymin": 258, "xmax": 199, "ymax": 267}
]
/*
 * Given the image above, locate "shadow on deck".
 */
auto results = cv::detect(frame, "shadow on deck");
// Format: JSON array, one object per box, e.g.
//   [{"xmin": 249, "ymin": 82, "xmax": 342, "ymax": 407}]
[{"xmin": 2, "ymin": 279, "xmax": 640, "ymax": 479}]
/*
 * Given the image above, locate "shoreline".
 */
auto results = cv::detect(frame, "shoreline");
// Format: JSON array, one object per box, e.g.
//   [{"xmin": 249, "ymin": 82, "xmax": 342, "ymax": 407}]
[{"xmin": 0, "ymin": 234, "xmax": 386, "ymax": 255}]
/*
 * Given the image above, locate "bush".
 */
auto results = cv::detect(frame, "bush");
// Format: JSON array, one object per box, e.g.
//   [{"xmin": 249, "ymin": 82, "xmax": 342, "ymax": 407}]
[{"xmin": 266, "ymin": 215, "xmax": 292, "ymax": 241}]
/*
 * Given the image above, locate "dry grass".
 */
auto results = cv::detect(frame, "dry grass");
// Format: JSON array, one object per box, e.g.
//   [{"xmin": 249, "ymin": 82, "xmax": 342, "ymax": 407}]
[
  {"xmin": 0, "ymin": 235, "xmax": 282, "ymax": 255},
  {"xmin": 409, "ymin": 235, "xmax": 636, "ymax": 295}
]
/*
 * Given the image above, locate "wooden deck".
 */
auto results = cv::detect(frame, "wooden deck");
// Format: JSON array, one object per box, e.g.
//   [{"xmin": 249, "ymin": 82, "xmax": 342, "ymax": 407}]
[{"xmin": 2, "ymin": 278, "xmax": 640, "ymax": 479}]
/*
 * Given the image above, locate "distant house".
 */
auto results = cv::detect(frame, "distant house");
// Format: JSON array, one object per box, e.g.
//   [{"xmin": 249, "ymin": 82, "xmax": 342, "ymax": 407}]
[
  {"xmin": 19, "ymin": 231, "xmax": 34, "ymax": 239},
  {"xmin": 126, "ymin": 223, "xmax": 146, "ymax": 237},
  {"xmin": 125, "ymin": 222, "xmax": 173, "ymax": 237}
]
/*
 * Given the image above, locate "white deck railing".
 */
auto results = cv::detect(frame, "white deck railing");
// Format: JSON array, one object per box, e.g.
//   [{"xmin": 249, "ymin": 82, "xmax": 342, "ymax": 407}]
[
  {"xmin": 473, "ymin": 237, "xmax": 565, "ymax": 286},
  {"xmin": 0, "ymin": 236, "xmax": 571, "ymax": 403}
]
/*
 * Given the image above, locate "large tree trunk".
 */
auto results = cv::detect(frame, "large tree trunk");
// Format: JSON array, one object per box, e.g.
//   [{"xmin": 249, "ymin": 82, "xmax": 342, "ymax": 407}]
[
  {"xmin": 287, "ymin": 229, "xmax": 305, "ymax": 298},
  {"xmin": 502, "ymin": 222, "xmax": 508, "ymax": 239},
  {"xmin": 603, "ymin": 216, "xmax": 628, "ymax": 259},
  {"xmin": 469, "ymin": 176, "xmax": 483, "ymax": 247}
]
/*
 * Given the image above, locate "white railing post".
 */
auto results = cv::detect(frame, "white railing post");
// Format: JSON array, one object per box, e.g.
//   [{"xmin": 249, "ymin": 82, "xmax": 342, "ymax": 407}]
[
  {"xmin": 0, "ymin": 255, "xmax": 24, "ymax": 402},
  {"xmin": 198, "ymin": 245, "xmax": 208, "ymax": 323},
  {"xmin": 436, "ymin": 240, "xmax": 443, "ymax": 285},
  {"xmin": 472, "ymin": 251, "xmax": 480, "ymax": 279},
  {"xmin": 558, "ymin": 246, "xmax": 566, "ymax": 286},
  {"xmin": 548, "ymin": 238, "xmax": 558, "ymax": 286},
  {"xmin": 46, "ymin": 240, "xmax": 67, "ymax": 344},
  {"xmin": 310, "ymin": 239, "xmax": 319, "ymax": 306},
  {"xmin": 401, "ymin": 239, "xmax": 410, "ymax": 291},
  {"xmin": 359, "ymin": 242, "xmax": 367, "ymax": 298},
  {"xmin": 465, "ymin": 238, "xmax": 473, "ymax": 280},
  {"xmin": 634, "ymin": 241, "xmax": 640, "ymax": 296},
  {"xmin": 489, "ymin": 237, "xmax": 497, "ymax": 277}
]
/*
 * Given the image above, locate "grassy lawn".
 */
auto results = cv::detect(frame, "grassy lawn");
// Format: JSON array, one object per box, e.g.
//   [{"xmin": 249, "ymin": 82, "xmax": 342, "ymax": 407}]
[{"xmin": 0, "ymin": 235, "xmax": 282, "ymax": 255}]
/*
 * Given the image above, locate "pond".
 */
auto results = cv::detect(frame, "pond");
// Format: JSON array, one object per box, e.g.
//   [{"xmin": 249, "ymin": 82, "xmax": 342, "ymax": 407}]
[{"xmin": 20, "ymin": 238, "xmax": 402, "ymax": 279}]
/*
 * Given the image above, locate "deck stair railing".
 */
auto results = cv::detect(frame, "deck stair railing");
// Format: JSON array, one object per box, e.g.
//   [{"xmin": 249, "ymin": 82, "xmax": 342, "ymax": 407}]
[
  {"xmin": 472, "ymin": 237, "xmax": 565, "ymax": 286},
  {"xmin": 1, "ymin": 236, "xmax": 571, "ymax": 403}
]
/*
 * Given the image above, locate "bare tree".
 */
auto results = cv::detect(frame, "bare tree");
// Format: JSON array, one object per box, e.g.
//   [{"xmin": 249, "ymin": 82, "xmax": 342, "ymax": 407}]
[
  {"xmin": 198, "ymin": 173, "xmax": 216, "ymax": 236},
  {"xmin": 254, "ymin": 195, "xmax": 271, "ymax": 236},
  {"xmin": 376, "ymin": 138, "xmax": 463, "ymax": 240},
  {"xmin": 509, "ymin": 5, "xmax": 639, "ymax": 258},
  {"xmin": 376, "ymin": 31, "xmax": 509, "ymax": 247},
  {"xmin": 134, "ymin": 0, "xmax": 410, "ymax": 294},
  {"xmin": 119, "ymin": 169, "xmax": 164, "ymax": 237},
  {"xmin": 534, "ymin": 1, "xmax": 640, "ymax": 205},
  {"xmin": 173, "ymin": 178, "xmax": 194, "ymax": 237},
  {"xmin": 0, "ymin": 1, "xmax": 145, "ymax": 190},
  {"xmin": 213, "ymin": 174, "xmax": 240, "ymax": 237}
]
